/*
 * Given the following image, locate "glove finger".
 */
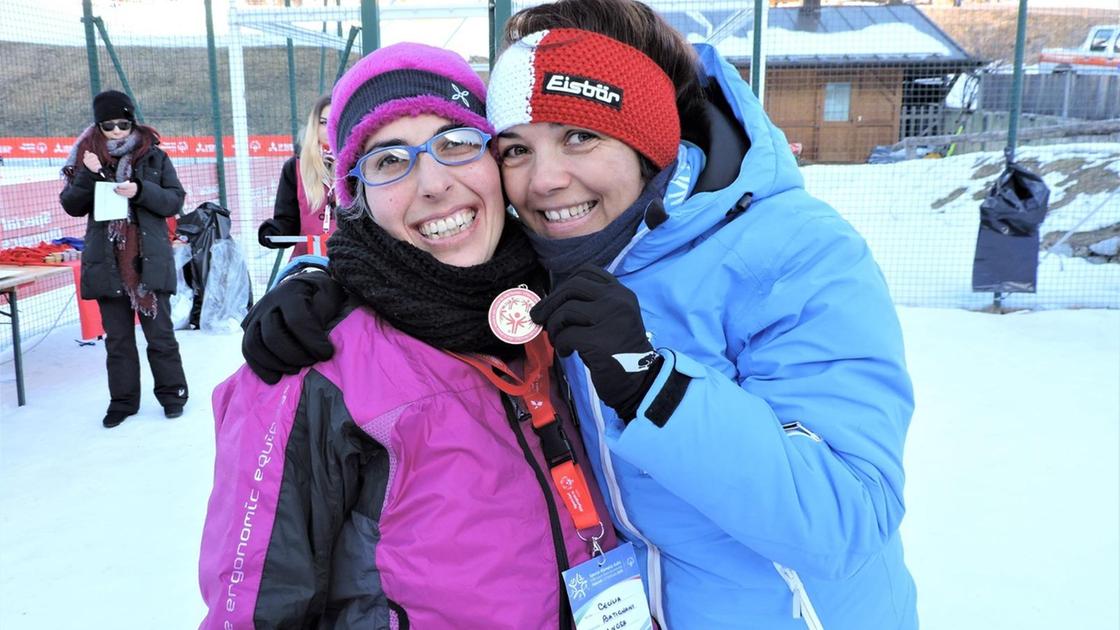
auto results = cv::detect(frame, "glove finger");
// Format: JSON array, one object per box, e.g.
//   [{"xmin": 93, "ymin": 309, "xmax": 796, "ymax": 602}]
[
  {"xmin": 548, "ymin": 322, "xmax": 591, "ymax": 358},
  {"xmin": 290, "ymin": 279, "xmax": 343, "ymax": 361},
  {"xmin": 257, "ymin": 306, "xmax": 324, "ymax": 368},
  {"xmin": 531, "ymin": 275, "xmax": 611, "ymax": 324},
  {"xmin": 307, "ymin": 277, "xmax": 347, "ymax": 329},
  {"xmin": 541, "ymin": 300, "xmax": 602, "ymax": 354},
  {"xmin": 242, "ymin": 321, "xmax": 289, "ymax": 384},
  {"xmin": 280, "ymin": 315, "xmax": 335, "ymax": 362}
]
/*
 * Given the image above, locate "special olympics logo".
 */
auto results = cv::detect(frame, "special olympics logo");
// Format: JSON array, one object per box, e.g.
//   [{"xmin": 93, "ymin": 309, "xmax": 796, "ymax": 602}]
[{"xmin": 487, "ymin": 287, "xmax": 542, "ymax": 344}]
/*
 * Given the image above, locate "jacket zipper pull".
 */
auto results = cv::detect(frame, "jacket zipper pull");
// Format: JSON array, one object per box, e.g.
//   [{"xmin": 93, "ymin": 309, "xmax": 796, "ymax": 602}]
[{"xmin": 777, "ymin": 564, "xmax": 804, "ymax": 620}]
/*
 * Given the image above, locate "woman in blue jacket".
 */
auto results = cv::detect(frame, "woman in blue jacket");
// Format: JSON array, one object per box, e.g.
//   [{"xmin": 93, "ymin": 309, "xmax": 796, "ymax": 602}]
[{"xmin": 241, "ymin": 1, "xmax": 918, "ymax": 627}]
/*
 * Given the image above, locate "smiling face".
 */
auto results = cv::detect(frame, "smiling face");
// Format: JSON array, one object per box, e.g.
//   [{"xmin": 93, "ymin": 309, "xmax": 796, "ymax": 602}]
[
  {"xmin": 496, "ymin": 123, "xmax": 645, "ymax": 240},
  {"xmin": 360, "ymin": 114, "xmax": 505, "ymax": 267}
]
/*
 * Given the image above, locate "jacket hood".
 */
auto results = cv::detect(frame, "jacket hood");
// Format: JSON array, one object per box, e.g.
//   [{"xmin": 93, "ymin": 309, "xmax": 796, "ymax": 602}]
[{"xmin": 615, "ymin": 44, "xmax": 805, "ymax": 273}]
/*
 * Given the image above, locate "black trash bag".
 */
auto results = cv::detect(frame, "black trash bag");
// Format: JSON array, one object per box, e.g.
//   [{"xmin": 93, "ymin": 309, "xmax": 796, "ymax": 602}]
[
  {"xmin": 175, "ymin": 202, "xmax": 252, "ymax": 327},
  {"xmin": 972, "ymin": 161, "xmax": 1050, "ymax": 294}
]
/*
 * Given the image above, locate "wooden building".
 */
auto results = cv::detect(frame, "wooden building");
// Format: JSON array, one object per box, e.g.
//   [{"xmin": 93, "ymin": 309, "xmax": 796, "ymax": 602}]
[{"xmin": 663, "ymin": 3, "xmax": 979, "ymax": 163}]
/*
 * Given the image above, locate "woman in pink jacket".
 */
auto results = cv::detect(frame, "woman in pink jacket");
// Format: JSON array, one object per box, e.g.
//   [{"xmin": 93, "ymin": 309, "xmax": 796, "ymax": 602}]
[{"xmin": 198, "ymin": 43, "xmax": 615, "ymax": 628}]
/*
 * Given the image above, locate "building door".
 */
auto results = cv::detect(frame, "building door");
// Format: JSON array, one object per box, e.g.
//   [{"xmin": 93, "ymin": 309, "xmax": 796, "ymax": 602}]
[
  {"xmin": 818, "ymin": 80, "xmax": 855, "ymax": 162},
  {"xmin": 818, "ymin": 69, "xmax": 903, "ymax": 163}
]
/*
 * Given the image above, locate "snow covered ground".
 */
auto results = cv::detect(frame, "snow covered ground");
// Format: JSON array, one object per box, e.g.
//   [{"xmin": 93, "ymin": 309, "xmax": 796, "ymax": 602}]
[{"xmin": 1, "ymin": 307, "xmax": 1118, "ymax": 628}]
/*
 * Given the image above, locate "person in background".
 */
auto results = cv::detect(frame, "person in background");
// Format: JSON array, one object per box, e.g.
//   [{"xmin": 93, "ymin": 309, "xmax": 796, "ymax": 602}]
[
  {"xmin": 258, "ymin": 94, "xmax": 337, "ymax": 257},
  {"xmin": 237, "ymin": 1, "xmax": 918, "ymax": 627},
  {"xmin": 60, "ymin": 89, "xmax": 188, "ymax": 428},
  {"xmin": 198, "ymin": 43, "xmax": 615, "ymax": 627}
]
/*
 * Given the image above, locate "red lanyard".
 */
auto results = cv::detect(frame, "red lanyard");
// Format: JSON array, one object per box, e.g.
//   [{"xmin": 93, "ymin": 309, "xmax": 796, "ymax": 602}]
[{"xmin": 449, "ymin": 336, "xmax": 603, "ymax": 534}]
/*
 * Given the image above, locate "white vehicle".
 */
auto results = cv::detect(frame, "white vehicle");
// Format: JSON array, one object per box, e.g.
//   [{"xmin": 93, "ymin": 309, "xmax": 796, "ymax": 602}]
[{"xmin": 1039, "ymin": 25, "xmax": 1120, "ymax": 74}]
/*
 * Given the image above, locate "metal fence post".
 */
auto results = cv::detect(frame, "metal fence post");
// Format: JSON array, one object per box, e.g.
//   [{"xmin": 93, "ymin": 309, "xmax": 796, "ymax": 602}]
[
  {"xmin": 995, "ymin": 0, "xmax": 1029, "ymax": 311},
  {"xmin": 361, "ymin": 0, "xmax": 379, "ymax": 56},
  {"xmin": 285, "ymin": 0, "xmax": 299, "ymax": 148},
  {"xmin": 318, "ymin": 0, "xmax": 329, "ymax": 95},
  {"xmin": 1005, "ymin": 0, "xmax": 1028, "ymax": 163},
  {"xmin": 751, "ymin": 0, "xmax": 765, "ymax": 101},
  {"xmin": 205, "ymin": 0, "xmax": 228, "ymax": 209},
  {"xmin": 82, "ymin": 0, "xmax": 101, "ymax": 99},
  {"xmin": 91, "ymin": 18, "xmax": 142, "ymax": 122},
  {"xmin": 337, "ymin": 26, "xmax": 360, "ymax": 82},
  {"xmin": 490, "ymin": 0, "xmax": 512, "ymax": 71}
]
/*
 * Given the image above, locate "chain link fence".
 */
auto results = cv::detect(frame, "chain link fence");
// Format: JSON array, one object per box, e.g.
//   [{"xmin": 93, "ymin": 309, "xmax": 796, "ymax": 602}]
[{"xmin": 2, "ymin": 0, "xmax": 1118, "ymax": 358}]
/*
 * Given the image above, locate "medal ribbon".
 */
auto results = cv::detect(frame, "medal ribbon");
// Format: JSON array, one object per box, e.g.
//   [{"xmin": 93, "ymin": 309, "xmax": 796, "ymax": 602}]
[{"xmin": 449, "ymin": 335, "xmax": 602, "ymax": 532}]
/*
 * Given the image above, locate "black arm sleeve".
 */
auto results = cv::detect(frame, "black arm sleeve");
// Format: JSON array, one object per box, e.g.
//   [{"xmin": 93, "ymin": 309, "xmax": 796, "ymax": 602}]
[
  {"xmin": 133, "ymin": 150, "xmax": 186, "ymax": 218},
  {"xmin": 59, "ymin": 167, "xmax": 99, "ymax": 218},
  {"xmin": 259, "ymin": 157, "xmax": 302, "ymax": 248}
]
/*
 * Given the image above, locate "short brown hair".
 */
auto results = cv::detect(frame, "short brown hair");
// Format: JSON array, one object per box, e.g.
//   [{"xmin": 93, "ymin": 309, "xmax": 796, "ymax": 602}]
[{"xmin": 503, "ymin": 0, "xmax": 709, "ymax": 146}]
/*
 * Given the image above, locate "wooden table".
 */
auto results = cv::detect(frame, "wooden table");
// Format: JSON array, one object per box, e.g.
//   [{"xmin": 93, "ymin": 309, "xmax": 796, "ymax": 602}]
[{"xmin": 0, "ymin": 264, "xmax": 75, "ymax": 406}]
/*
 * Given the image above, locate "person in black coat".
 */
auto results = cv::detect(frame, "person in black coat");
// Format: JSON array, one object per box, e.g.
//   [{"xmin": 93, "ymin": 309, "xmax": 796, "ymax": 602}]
[{"xmin": 60, "ymin": 90, "xmax": 189, "ymax": 428}]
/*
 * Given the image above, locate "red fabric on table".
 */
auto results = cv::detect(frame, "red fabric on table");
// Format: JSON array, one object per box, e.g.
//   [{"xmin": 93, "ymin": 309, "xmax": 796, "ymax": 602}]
[
  {"xmin": 62, "ymin": 260, "xmax": 108, "ymax": 340},
  {"xmin": 0, "ymin": 243, "xmax": 72, "ymax": 265}
]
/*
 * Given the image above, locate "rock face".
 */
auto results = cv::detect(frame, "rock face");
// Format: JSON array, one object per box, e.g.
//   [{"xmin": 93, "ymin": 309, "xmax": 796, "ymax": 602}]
[{"xmin": 1043, "ymin": 222, "xmax": 1120, "ymax": 264}]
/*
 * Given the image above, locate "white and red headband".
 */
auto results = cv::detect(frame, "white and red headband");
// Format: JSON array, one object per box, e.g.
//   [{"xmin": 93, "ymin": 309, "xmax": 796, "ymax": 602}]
[{"xmin": 487, "ymin": 28, "xmax": 680, "ymax": 170}]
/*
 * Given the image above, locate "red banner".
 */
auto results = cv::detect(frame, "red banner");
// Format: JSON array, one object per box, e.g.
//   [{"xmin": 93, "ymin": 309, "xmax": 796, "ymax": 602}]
[{"xmin": 0, "ymin": 135, "xmax": 295, "ymax": 159}]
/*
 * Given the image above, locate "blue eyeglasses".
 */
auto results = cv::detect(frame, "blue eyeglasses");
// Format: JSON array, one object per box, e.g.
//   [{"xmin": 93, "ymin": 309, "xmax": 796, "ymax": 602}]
[{"xmin": 349, "ymin": 127, "xmax": 492, "ymax": 187}]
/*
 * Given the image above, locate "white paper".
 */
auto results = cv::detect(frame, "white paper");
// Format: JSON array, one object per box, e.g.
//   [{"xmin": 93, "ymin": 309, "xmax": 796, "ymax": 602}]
[{"xmin": 94, "ymin": 181, "xmax": 129, "ymax": 221}]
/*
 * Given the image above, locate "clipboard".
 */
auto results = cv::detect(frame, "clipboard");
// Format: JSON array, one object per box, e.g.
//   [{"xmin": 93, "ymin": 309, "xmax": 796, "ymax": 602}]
[{"xmin": 94, "ymin": 181, "xmax": 129, "ymax": 221}]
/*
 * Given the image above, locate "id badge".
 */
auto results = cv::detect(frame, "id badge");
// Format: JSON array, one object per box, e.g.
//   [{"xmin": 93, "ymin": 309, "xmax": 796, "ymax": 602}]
[{"xmin": 563, "ymin": 542, "xmax": 653, "ymax": 630}]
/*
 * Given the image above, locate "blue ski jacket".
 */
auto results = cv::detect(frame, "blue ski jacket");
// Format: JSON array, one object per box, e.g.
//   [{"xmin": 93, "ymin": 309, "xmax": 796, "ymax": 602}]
[{"xmin": 563, "ymin": 44, "xmax": 918, "ymax": 630}]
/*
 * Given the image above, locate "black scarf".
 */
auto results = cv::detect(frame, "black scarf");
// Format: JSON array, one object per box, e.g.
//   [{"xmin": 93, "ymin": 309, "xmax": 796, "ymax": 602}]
[
  {"xmin": 328, "ymin": 212, "xmax": 545, "ymax": 359},
  {"xmin": 527, "ymin": 163, "xmax": 675, "ymax": 281}
]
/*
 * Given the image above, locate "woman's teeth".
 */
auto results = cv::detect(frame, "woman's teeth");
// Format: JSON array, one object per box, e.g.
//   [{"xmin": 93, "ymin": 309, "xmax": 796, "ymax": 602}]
[
  {"xmin": 543, "ymin": 201, "xmax": 594, "ymax": 222},
  {"xmin": 419, "ymin": 209, "xmax": 477, "ymax": 239}
]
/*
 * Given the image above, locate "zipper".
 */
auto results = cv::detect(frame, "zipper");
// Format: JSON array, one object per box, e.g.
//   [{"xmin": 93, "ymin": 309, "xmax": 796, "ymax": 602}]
[
  {"xmin": 773, "ymin": 563, "xmax": 824, "ymax": 630},
  {"xmin": 581, "ymin": 366, "xmax": 667, "ymax": 627},
  {"xmin": 502, "ymin": 394, "xmax": 574, "ymax": 630},
  {"xmin": 590, "ymin": 250, "xmax": 667, "ymax": 627}
]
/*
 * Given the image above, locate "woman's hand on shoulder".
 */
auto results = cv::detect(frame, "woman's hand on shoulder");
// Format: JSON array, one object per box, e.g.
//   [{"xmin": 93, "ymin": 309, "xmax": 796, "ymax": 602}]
[{"xmin": 242, "ymin": 269, "xmax": 347, "ymax": 384}]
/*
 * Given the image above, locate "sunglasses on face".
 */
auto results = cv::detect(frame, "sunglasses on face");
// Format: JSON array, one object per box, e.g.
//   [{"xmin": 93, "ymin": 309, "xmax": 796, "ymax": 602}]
[{"xmin": 99, "ymin": 120, "xmax": 133, "ymax": 132}]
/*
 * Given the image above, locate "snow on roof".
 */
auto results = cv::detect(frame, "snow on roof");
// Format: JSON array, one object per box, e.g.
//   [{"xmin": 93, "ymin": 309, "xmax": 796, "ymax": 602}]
[
  {"xmin": 664, "ymin": 4, "xmax": 975, "ymax": 66},
  {"xmin": 686, "ymin": 23, "xmax": 954, "ymax": 63}
]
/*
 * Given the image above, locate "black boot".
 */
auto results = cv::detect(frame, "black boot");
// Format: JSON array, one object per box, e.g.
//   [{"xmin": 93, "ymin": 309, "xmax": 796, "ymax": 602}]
[
  {"xmin": 103, "ymin": 410, "xmax": 134, "ymax": 428},
  {"xmin": 164, "ymin": 405, "xmax": 184, "ymax": 419}
]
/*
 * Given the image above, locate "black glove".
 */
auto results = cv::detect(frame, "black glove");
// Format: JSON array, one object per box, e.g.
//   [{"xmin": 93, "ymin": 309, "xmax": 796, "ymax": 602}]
[
  {"xmin": 241, "ymin": 269, "xmax": 347, "ymax": 384},
  {"xmin": 531, "ymin": 264, "xmax": 662, "ymax": 421},
  {"xmin": 258, "ymin": 220, "xmax": 286, "ymax": 249}
]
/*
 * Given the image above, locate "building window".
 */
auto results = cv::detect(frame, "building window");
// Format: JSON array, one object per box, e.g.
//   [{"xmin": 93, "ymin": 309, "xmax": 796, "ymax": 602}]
[
  {"xmin": 823, "ymin": 82, "xmax": 851, "ymax": 122},
  {"xmin": 1089, "ymin": 29, "xmax": 1113, "ymax": 52}
]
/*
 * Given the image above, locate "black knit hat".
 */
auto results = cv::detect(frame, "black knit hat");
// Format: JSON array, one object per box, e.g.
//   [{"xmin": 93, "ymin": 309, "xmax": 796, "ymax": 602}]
[{"xmin": 93, "ymin": 90, "xmax": 136, "ymax": 123}]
